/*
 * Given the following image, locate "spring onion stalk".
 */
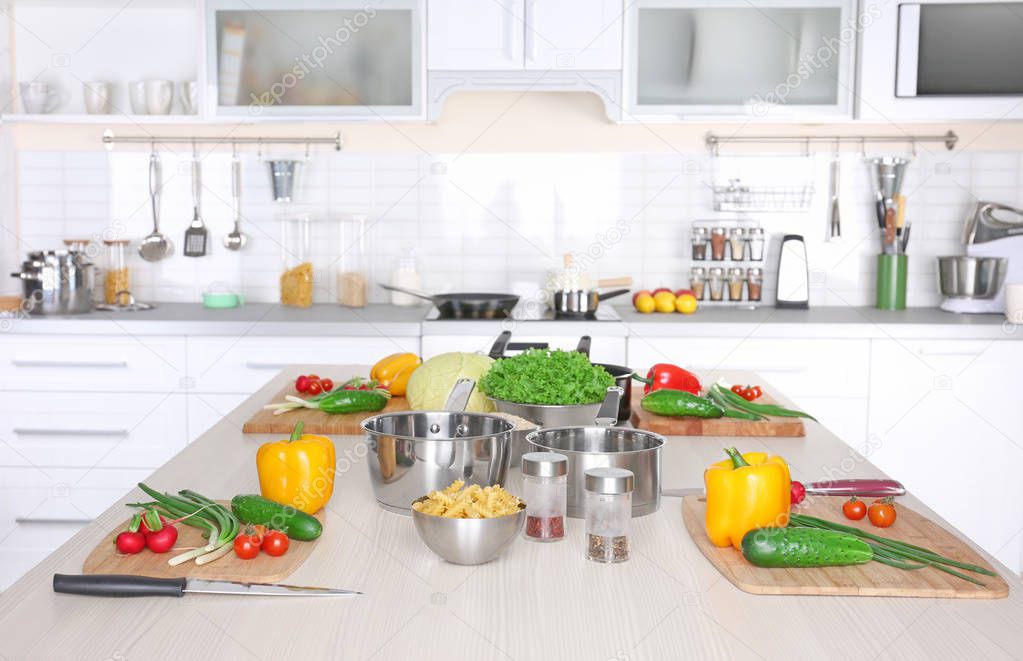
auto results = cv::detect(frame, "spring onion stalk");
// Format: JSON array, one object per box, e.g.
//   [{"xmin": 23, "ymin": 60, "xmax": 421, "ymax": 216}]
[
  {"xmin": 712, "ymin": 382, "xmax": 817, "ymax": 421},
  {"xmin": 136, "ymin": 483, "xmax": 239, "ymax": 566}
]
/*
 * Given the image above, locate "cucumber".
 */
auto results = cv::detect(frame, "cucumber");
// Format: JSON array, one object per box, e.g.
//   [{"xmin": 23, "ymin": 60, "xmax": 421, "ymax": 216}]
[
  {"xmin": 231, "ymin": 494, "xmax": 322, "ymax": 541},
  {"xmin": 741, "ymin": 527, "xmax": 873, "ymax": 568},
  {"xmin": 640, "ymin": 389, "xmax": 723, "ymax": 418}
]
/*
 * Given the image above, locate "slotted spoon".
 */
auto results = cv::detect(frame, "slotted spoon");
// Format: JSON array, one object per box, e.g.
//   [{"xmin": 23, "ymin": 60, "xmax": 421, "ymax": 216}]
[
  {"xmin": 138, "ymin": 151, "xmax": 173, "ymax": 261},
  {"xmin": 183, "ymin": 154, "xmax": 208, "ymax": 257}
]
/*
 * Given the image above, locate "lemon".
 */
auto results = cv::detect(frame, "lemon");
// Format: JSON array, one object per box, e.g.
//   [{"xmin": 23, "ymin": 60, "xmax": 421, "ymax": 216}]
[
  {"xmin": 675, "ymin": 294, "xmax": 698, "ymax": 314},
  {"xmin": 634, "ymin": 294, "xmax": 656, "ymax": 314},
  {"xmin": 653, "ymin": 291, "xmax": 676, "ymax": 313}
]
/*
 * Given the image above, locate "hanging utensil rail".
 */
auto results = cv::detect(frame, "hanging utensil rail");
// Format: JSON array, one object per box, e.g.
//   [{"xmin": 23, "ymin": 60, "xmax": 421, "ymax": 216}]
[
  {"xmin": 705, "ymin": 130, "xmax": 957, "ymax": 155},
  {"xmin": 102, "ymin": 130, "xmax": 343, "ymax": 152}
]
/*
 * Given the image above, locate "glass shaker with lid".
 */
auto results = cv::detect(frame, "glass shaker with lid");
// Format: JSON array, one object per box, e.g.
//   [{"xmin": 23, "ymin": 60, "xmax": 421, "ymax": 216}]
[
  {"xmin": 727, "ymin": 267, "xmax": 746, "ymax": 301},
  {"xmin": 690, "ymin": 267, "xmax": 707, "ymax": 300},
  {"xmin": 690, "ymin": 226, "xmax": 709, "ymax": 260},
  {"xmin": 584, "ymin": 467, "xmax": 633, "ymax": 563},
  {"xmin": 747, "ymin": 268, "xmax": 764, "ymax": 302},
  {"xmin": 728, "ymin": 227, "xmax": 746, "ymax": 261},
  {"xmin": 521, "ymin": 452, "xmax": 568, "ymax": 542},
  {"xmin": 708, "ymin": 267, "xmax": 725, "ymax": 302},
  {"xmin": 710, "ymin": 227, "xmax": 727, "ymax": 261},
  {"xmin": 747, "ymin": 227, "xmax": 766, "ymax": 261}
]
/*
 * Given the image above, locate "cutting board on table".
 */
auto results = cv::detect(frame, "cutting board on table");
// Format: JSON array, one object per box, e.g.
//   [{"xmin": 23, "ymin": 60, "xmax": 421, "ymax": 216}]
[
  {"xmin": 83, "ymin": 505, "xmax": 325, "ymax": 583},
  {"xmin": 682, "ymin": 495, "xmax": 1008, "ymax": 599},
  {"xmin": 242, "ymin": 384, "xmax": 409, "ymax": 434},
  {"xmin": 630, "ymin": 395, "xmax": 805, "ymax": 437}
]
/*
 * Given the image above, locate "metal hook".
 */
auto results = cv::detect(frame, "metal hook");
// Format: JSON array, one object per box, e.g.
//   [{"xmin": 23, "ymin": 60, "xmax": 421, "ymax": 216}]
[
  {"xmin": 257, "ymin": 138, "xmax": 263, "ymax": 161},
  {"xmin": 803, "ymin": 137, "xmax": 810, "ymax": 157},
  {"xmin": 232, "ymin": 142, "xmax": 238, "ymax": 159},
  {"xmin": 304, "ymin": 140, "xmax": 310, "ymax": 161},
  {"xmin": 910, "ymin": 139, "xmax": 917, "ymax": 157},
  {"xmin": 859, "ymin": 137, "xmax": 866, "ymax": 158},
  {"xmin": 191, "ymin": 140, "xmax": 197, "ymax": 159}
]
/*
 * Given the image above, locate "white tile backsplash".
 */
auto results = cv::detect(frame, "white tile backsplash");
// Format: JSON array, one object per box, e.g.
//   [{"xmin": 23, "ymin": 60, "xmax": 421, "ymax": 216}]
[{"xmin": 6, "ymin": 147, "xmax": 1020, "ymax": 307}]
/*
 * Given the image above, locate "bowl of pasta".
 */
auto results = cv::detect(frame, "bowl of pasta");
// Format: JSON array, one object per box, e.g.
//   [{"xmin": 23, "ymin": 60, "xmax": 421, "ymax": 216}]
[{"xmin": 411, "ymin": 481, "xmax": 526, "ymax": 565}]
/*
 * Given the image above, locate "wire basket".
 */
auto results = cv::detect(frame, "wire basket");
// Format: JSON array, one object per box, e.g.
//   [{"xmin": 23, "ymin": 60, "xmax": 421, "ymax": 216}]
[{"xmin": 712, "ymin": 179, "xmax": 815, "ymax": 212}]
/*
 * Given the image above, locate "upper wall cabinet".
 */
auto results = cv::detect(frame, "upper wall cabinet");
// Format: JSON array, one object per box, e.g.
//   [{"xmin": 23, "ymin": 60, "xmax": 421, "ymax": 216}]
[
  {"xmin": 206, "ymin": 0, "xmax": 426, "ymax": 119},
  {"xmin": 428, "ymin": 0, "xmax": 623, "ymax": 71},
  {"xmin": 858, "ymin": 1, "xmax": 1023, "ymax": 121},
  {"xmin": 623, "ymin": 0, "xmax": 856, "ymax": 120}
]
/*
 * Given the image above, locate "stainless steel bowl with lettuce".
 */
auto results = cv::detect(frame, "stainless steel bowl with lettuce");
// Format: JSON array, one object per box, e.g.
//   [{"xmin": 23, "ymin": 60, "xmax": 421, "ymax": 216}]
[{"xmin": 479, "ymin": 349, "xmax": 615, "ymax": 405}]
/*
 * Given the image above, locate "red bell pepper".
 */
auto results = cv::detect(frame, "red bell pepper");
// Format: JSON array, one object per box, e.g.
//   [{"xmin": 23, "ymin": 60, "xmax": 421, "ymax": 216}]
[{"xmin": 632, "ymin": 363, "xmax": 701, "ymax": 395}]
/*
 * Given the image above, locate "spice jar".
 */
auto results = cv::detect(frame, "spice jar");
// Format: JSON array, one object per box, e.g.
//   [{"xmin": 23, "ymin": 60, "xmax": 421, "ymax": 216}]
[
  {"xmin": 279, "ymin": 211, "xmax": 314, "ymax": 307},
  {"xmin": 747, "ymin": 268, "xmax": 764, "ymax": 302},
  {"xmin": 521, "ymin": 452, "xmax": 568, "ymax": 543},
  {"xmin": 728, "ymin": 227, "xmax": 746, "ymax": 261},
  {"xmin": 690, "ymin": 267, "xmax": 707, "ymax": 301},
  {"xmin": 710, "ymin": 227, "xmax": 727, "ymax": 261},
  {"xmin": 747, "ymin": 227, "xmax": 766, "ymax": 261},
  {"xmin": 690, "ymin": 226, "xmax": 709, "ymax": 260},
  {"xmin": 584, "ymin": 467, "xmax": 633, "ymax": 563},
  {"xmin": 708, "ymin": 267, "xmax": 725, "ymax": 302},
  {"xmin": 727, "ymin": 267, "xmax": 746, "ymax": 301},
  {"xmin": 337, "ymin": 214, "xmax": 368, "ymax": 308},
  {"xmin": 103, "ymin": 239, "xmax": 131, "ymax": 306}
]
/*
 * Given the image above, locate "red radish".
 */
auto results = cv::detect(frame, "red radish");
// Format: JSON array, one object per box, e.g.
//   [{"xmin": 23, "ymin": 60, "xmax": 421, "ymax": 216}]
[
  {"xmin": 115, "ymin": 531, "xmax": 146, "ymax": 554},
  {"xmin": 631, "ymin": 290, "xmax": 651, "ymax": 305},
  {"xmin": 145, "ymin": 525, "xmax": 178, "ymax": 553},
  {"xmin": 138, "ymin": 511, "xmax": 167, "ymax": 535}
]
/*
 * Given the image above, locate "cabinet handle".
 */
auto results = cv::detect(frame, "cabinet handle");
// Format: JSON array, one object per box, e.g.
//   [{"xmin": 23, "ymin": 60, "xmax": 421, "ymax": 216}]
[
  {"xmin": 506, "ymin": 0, "xmax": 520, "ymax": 62},
  {"xmin": 524, "ymin": 0, "xmax": 537, "ymax": 62},
  {"xmin": 13, "ymin": 428, "xmax": 129, "ymax": 437},
  {"xmin": 16, "ymin": 516, "xmax": 92, "ymax": 525},
  {"xmin": 12, "ymin": 360, "xmax": 128, "ymax": 369},
  {"xmin": 244, "ymin": 362, "xmax": 291, "ymax": 370}
]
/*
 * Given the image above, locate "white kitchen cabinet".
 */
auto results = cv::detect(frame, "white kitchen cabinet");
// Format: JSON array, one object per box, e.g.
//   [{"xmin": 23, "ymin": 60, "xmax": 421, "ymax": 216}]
[
  {"xmin": 524, "ymin": 0, "xmax": 623, "ymax": 70},
  {"xmin": 868, "ymin": 339, "xmax": 1023, "ymax": 574},
  {"xmin": 186, "ymin": 336, "xmax": 420, "ymax": 394},
  {"xmin": 187, "ymin": 392, "xmax": 251, "ymax": 442},
  {"xmin": 428, "ymin": 0, "xmax": 524, "ymax": 70},
  {"xmin": 422, "ymin": 333, "xmax": 627, "ymax": 364}
]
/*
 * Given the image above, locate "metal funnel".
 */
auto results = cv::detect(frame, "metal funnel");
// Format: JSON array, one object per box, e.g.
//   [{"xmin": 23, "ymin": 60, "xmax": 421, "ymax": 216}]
[
  {"xmin": 869, "ymin": 157, "xmax": 911, "ymax": 205},
  {"xmin": 267, "ymin": 160, "xmax": 301, "ymax": 202}
]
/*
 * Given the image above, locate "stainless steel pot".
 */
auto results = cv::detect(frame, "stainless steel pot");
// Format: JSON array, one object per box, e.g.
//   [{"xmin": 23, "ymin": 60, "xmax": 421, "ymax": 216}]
[
  {"xmin": 526, "ymin": 426, "xmax": 663, "ymax": 518},
  {"xmin": 10, "ymin": 250, "xmax": 94, "ymax": 315},
  {"xmin": 491, "ymin": 386, "xmax": 622, "ymax": 428},
  {"xmin": 362, "ymin": 411, "xmax": 515, "ymax": 514},
  {"xmin": 937, "ymin": 256, "xmax": 1008, "ymax": 299},
  {"xmin": 551, "ymin": 288, "xmax": 629, "ymax": 317}
]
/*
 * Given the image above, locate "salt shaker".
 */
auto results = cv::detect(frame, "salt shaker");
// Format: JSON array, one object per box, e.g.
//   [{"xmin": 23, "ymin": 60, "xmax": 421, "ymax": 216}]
[
  {"xmin": 584, "ymin": 467, "xmax": 633, "ymax": 563},
  {"xmin": 521, "ymin": 452, "xmax": 568, "ymax": 542}
]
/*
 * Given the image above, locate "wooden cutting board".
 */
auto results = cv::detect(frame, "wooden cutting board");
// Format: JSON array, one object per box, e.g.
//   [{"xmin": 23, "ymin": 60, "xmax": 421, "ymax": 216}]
[
  {"xmin": 83, "ymin": 505, "xmax": 325, "ymax": 583},
  {"xmin": 682, "ymin": 495, "xmax": 1008, "ymax": 599},
  {"xmin": 241, "ymin": 384, "xmax": 409, "ymax": 435},
  {"xmin": 630, "ymin": 395, "xmax": 805, "ymax": 437}
]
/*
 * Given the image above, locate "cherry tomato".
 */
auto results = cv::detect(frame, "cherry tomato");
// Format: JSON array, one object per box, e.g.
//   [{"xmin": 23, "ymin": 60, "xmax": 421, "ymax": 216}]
[
  {"xmin": 295, "ymin": 375, "xmax": 311, "ymax": 393},
  {"xmin": 731, "ymin": 385, "xmax": 745, "ymax": 396},
  {"xmin": 749, "ymin": 386, "xmax": 763, "ymax": 399},
  {"xmin": 790, "ymin": 480, "xmax": 806, "ymax": 505},
  {"xmin": 868, "ymin": 498, "xmax": 897, "ymax": 528},
  {"xmin": 306, "ymin": 374, "xmax": 319, "ymax": 381},
  {"xmin": 319, "ymin": 378, "xmax": 334, "ymax": 392},
  {"xmin": 306, "ymin": 380, "xmax": 323, "ymax": 395},
  {"xmin": 261, "ymin": 530, "xmax": 290, "ymax": 557},
  {"xmin": 234, "ymin": 532, "xmax": 261, "ymax": 560},
  {"xmin": 843, "ymin": 496, "xmax": 867, "ymax": 521},
  {"xmin": 742, "ymin": 390, "xmax": 757, "ymax": 401}
]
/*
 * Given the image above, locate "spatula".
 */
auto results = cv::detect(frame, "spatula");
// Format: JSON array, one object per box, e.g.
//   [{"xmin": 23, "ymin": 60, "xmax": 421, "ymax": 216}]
[{"xmin": 183, "ymin": 154, "xmax": 208, "ymax": 257}]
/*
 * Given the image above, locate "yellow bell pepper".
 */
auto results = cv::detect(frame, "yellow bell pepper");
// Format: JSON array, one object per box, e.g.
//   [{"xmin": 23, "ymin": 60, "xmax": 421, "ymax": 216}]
[
  {"xmin": 370, "ymin": 352, "xmax": 421, "ymax": 397},
  {"xmin": 257, "ymin": 422, "xmax": 336, "ymax": 515},
  {"xmin": 704, "ymin": 447, "xmax": 791, "ymax": 550}
]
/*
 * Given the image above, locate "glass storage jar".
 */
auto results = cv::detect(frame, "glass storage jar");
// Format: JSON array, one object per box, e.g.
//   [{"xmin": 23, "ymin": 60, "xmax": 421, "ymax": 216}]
[
  {"xmin": 337, "ymin": 214, "xmax": 368, "ymax": 308},
  {"xmin": 728, "ymin": 227, "xmax": 746, "ymax": 260},
  {"xmin": 690, "ymin": 226, "xmax": 709, "ymax": 260},
  {"xmin": 584, "ymin": 467, "xmax": 633, "ymax": 563},
  {"xmin": 747, "ymin": 268, "xmax": 764, "ymax": 302},
  {"xmin": 521, "ymin": 452, "xmax": 568, "ymax": 542},
  {"xmin": 710, "ymin": 227, "xmax": 727, "ymax": 261},
  {"xmin": 690, "ymin": 267, "xmax": 707, "ymax": 300},
  {"xmin": 727, "ymin": 267, "xmax": 746, "ymax": 301},
  {"xmin": 708, "ymin": 267, "xmax": 725, "ymax": 301},
  {"xmin": 103, "ymin": 239, "xmax": 131, "ymax": 306},
  {"xmin": 747, "ymin": 227, "xmax": 766, "ymax": 261},
  {"xmin": 279, "ymin": 211, "xmax": 314, "ymax": 307}
]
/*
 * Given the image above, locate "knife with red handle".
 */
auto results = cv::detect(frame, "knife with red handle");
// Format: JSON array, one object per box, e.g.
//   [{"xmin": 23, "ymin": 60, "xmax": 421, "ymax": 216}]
[{"xmin": 662, "ymin": 478, "xmax": 905, "ymax": 499}]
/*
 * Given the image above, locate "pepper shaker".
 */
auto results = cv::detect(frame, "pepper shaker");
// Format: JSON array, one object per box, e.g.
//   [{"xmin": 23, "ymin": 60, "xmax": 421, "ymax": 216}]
[
  {"xmin": 521, "ymin": 452, "xmax": 568, "ymax": 542},
  {"xmin": 584, "ymin": 467, "xmax": 633, "ymax": 563}
]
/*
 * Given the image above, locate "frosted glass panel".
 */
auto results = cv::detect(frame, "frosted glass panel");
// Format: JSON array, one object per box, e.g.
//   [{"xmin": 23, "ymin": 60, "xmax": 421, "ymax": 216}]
[
  {"xmin": 636, "ymin": 7, "xmax": 841, "ymax": 106},
  {"xmin": 917, "ymin": 4, "xmax": 1023, "ymax": 95},
  {"xmin": 215, "ymin": 10, "xmax": 413, "ymax": 107}
]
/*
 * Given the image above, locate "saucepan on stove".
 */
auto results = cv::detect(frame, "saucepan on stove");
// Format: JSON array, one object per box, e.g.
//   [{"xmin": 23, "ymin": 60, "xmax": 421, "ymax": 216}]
[
  {"xmin": 551, "ymin": 288, "xmax": 630, "ymax": 318},
  {"xmin": 380, "ymin": 283, "xmax": 519, "ymax": 319}
]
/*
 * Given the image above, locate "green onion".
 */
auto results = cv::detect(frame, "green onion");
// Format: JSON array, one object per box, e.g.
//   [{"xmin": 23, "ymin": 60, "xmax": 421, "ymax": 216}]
[{"xmin": 135, "ymin": 483, "xmax": 239, "ymax": 567}]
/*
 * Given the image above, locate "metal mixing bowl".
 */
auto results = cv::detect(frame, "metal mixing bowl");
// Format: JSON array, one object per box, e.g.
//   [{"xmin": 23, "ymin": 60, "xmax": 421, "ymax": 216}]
[
  {"xmin": 411, "ymin": 498, "xmax": 525, "ymax": 565},
  {"xmin": 938, "ymin": 256, "xmax": 1008, "ymax": 299},
  {"xmin": 526, "ymin": 426, "xmax": 664, "ymax": 518},
  {"xmin": 362, "ymin": 411, "xmax": 514, "ymax": 514},
  {"xmin": 491, "ymin": 398, "xmax": 603, "ymax": 427}
]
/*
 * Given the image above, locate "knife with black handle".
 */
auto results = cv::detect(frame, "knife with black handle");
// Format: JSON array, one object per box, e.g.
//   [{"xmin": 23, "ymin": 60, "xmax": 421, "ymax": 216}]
[{"xmin": 54, "ymin": 574, "xmax": 362, "ymax": 598}]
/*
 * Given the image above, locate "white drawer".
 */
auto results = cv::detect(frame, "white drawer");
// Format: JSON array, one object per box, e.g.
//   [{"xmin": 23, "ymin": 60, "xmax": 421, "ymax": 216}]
[
  {"xmin": 187, "ymin": 392, "xmax": 249, "ymax": 442},
  {"xmin": 187, "ymin": 336, "xmax": 419, "ymax": 394},
  {"xmin": 0, "ymin": 548, "xmax": 64, "ymax": 591},
  {"xmin": 0, "ymin": 393, "xmax": 187, "ymax": 469},
  {"xmin": 0, "ymin": 466, "xmax": 146, "ymax": 530},
  {"xmin": 627, "ymin": 338, "xmax": 870, "ymax": 397},
  {"xmin": 0, "ymin": 335, "xmax": 186, "ymax": 393}
]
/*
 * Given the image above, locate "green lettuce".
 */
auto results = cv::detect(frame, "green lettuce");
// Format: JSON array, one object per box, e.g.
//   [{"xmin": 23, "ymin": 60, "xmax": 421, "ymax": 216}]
[{"xmin": 479, "ymin": 349, "xmax": 615, "ymax": 405}]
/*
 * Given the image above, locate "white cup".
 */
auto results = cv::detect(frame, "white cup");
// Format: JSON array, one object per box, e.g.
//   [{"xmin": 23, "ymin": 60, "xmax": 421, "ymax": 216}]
[
  {"xmin": 144, "ymin": 79, "xmax": 174, "ymax": 115},
  {"xmin": 1005, "ymin": 283, "xmax": 1023, "ymax": 325},
  {"xmin": 179, "ymin": 81, "xmax": 198, "ymax": 114},
  {"xmin": 128, "ymin": 81, "xmax": 147, "ymax": 114},
  {"xmin": 82, "ymin": 81, "xmax": 112, "ymax": 114},
  {"xmin": 20, "ymin": 81, "xmax": 62, "ymax": 114}
]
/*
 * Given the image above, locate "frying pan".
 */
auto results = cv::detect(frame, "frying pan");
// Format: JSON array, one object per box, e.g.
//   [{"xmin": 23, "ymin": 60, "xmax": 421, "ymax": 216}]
[{"xmin": 380, "ymin": 284, "xmax": 519, "ymax": 319}]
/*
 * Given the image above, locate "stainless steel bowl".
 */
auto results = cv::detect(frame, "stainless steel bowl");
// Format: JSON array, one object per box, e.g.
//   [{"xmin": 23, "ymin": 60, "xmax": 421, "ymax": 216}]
[
  {"xmin": 362, "ymin": 411, "xmax": 514, "ymax": 514},
  {"xmin": 937, "ymin": 256, "xmax": 1008, "ymax": 299},
  {"xmin": 411, "ymin": 498, "xmax": 525, "ymax": 565},
  {"xmin": 526, "ymin": 426, "xmax": 663, "ymax": 518},
  {"xmin": 491, "ymin": 398, "xmax": 603, "ymax": 427}
]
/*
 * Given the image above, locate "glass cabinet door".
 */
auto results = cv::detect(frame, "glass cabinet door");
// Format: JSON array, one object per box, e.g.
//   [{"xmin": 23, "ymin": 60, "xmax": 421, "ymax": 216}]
[
  {"xmin": 207, "ymin": 0, "xmax": 423, "ymax": 117},
  {"xmin": 627, "ymin": 1, "xmax": 853, "ymax": 117}
]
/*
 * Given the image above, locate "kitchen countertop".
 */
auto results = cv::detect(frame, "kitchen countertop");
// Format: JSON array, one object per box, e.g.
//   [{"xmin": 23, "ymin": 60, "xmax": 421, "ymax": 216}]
[
  {"xmin": 1, "ymin": 366, "xmax": 1019, "ymax": 660},
  {"xmin": 5, "ymin": 302, "xmax": 1019, "ymax": 340}
]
